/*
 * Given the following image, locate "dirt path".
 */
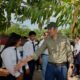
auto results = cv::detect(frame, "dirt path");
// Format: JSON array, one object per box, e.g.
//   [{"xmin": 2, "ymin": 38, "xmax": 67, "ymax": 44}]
[{"xmin": 33, "ymin": 70, "xmax": 41, "ymax": 80}]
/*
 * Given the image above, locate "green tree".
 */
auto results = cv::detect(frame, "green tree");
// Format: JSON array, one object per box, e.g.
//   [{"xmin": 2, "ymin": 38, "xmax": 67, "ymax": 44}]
[
  {"xmin": 5, "ymin": 23, "xmax": 30, "ymax": 37},
  {"xmin": 4, "ymin": 23, "xmax": 45, "ymax": 39},
  {"xmin": 34, "ymin": 29, "xmax": 46, "ymax": 39},
  {"xmin": 0, "ymin": 0, "xmax": 80, "ymax": 37}
]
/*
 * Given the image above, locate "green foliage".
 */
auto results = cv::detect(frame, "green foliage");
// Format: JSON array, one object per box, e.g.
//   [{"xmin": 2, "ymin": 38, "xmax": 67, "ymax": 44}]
[
  {"xmin": 0, "ymin": 0, "xmax": 60, "ymax": 30},
  {"xmin": 4, "ymin": 23, "xmax": 45, "ymax": 39},
  {"xmin": 5, "ymin": 23, "xmax": 30, "ymax": 37},
  {"xmin": 59, "ymin": 28, "xmax": 71, "ymax": 37},
  {"xmin": 34, "ymin": 29, "xmax": 46, "ymax": 39},
  {"xmin": 0, "ymin": 0, "xmax": 80, "ymax": 36}
]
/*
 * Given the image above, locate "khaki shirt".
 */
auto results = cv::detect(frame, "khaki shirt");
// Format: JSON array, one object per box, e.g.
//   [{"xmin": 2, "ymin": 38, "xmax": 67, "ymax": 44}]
[{"xmin": 34, "ymin": 34, "xmax": 73, "ymax": 64}]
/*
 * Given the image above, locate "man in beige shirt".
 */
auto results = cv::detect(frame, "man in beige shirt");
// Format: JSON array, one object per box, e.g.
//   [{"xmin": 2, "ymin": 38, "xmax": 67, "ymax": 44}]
[
  {"xmin": 33, "ymin": 22, "xmax": 73, "ymax": 80},
  {"xmin": 16, "ymin": 22, "xmax": 74, "ymax": 80}
]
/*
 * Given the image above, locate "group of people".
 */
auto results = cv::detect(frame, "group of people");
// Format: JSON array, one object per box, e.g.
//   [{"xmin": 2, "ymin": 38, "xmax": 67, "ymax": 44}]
[
  {"xmin": 0, "ymin": 31, "xmax": 38, "ymax": 80},
  {"xmin": 0, "ymin": 22, "xmax": 80, "ymax": 80}
]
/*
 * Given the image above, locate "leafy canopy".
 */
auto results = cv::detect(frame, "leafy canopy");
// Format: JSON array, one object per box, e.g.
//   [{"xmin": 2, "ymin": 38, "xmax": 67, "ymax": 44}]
[{"xmin": 0, "ymin": 0, "xmax": 80, "ymax": 36}]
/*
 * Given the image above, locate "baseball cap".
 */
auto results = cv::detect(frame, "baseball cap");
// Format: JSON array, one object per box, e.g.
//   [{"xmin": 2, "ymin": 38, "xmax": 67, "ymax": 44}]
[{"xmin": 45, "ymin": 22, "xmax": 57, "ymax": 29}]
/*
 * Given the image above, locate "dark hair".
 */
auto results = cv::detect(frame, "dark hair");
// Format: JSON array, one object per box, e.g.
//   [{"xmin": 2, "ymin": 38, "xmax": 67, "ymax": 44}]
[
  {"xmin": 29, "ymin": 31, "xmax": 36, "ymax": 36},
  {"xmin": 21, "ymin": 36, "xmax": 28, "ymax": 45},
  {"xmin": 45, "ymin": 22, "xmax": 57, "ymax": 29},
  {"xmin": 0, "ymin": 33, "xmax": 21, "ymax": 67},
  {"xmin": 3, "ymin": 32, "xmax": 21, "ymax": 50},
  {"xmin": 76, "ymin": 35, "xmax": 80, "ymax": 39}
]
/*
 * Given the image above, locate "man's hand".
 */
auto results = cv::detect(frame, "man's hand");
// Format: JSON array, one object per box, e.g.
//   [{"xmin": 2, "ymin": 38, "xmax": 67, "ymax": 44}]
[
  {"xmin": 67, "ymin": 63, "xmax": 74, "ymax": 78},
  {"xmin": 69, "ymin": 63, "xmax": 74, "ymax": 69},
  {"xmin": 15, "ymin": 55, "xmax": 33, "ymax": 71}
]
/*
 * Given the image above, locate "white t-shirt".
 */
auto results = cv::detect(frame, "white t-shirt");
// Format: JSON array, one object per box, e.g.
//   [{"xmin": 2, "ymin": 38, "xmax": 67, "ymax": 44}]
[
  {"xmin": 23, "ymin": 40, "xmax": 38, "ymax": 56},
  {"xmin": 1, "ymin": 46, "xmax": 29, "ymax": 77}
]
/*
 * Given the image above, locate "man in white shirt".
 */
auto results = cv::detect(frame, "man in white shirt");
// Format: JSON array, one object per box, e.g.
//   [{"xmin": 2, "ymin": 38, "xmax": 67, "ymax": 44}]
[{"xmin": 23, "ymin": 31, "xmax": 38, "ymax": 80}]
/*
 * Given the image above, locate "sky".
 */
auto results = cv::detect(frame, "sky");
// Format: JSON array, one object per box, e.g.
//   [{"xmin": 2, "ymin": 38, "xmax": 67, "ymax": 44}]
[{"xmin": 11, "ymin": 14, "xmax": 57, "ymax": 30}]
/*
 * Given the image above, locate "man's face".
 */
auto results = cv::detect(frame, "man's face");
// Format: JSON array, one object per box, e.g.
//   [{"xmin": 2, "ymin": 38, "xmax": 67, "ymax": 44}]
[
  {"xmin": 30, "ymin": 35, "xmax": 36, "ymax": 41},
  {"xmin": 48, "ymin": 27, "xmax": 56, "ymax": 37}
]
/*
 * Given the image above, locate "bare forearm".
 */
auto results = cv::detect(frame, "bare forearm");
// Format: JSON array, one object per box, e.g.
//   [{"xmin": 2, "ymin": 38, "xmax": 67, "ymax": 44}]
[{"xmin": 15, "ymin": 55, "xmax": 33, "ymax": 71}]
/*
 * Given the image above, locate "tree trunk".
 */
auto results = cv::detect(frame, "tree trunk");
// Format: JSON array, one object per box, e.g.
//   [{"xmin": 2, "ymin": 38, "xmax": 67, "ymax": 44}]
[{"xmin": 70, "ymin": 6, "xmax": 78, "ymax": 38}]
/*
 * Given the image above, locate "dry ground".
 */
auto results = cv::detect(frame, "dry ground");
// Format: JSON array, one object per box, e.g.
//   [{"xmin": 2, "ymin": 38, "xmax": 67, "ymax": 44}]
[{"xmin": 33, "ymin": 70, "xmax": 41, "ymax": 80}]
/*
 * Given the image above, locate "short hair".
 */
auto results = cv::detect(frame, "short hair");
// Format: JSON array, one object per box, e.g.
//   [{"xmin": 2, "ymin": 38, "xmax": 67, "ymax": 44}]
[
  {"xmin": 29, "ymin": 31, "xmax": 36, "ymax": 36},
  {"xmin": 46, "ymin": 22, "xmax": 57, "ymax": 29}
]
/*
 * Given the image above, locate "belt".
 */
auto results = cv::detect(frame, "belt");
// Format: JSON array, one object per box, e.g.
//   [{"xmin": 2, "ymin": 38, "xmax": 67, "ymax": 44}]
[
  {"xmin": 48, "ymin": 62, "xmax": 67, "ymax": 66},
  {"xmin": 41, "ymin": 54, "xmax": 48, "ymax": 56}
]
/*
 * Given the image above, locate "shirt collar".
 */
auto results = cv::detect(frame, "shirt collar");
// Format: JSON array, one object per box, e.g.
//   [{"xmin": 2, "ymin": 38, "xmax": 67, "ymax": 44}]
[{"xmin": 28, "ymin": 39, "xmax": 36, "ymax": 43}]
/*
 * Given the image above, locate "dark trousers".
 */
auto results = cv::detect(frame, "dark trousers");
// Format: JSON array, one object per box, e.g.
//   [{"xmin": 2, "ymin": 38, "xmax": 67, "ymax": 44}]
[
  {"xmin": 36, "ymin": 58, "xmax": 41, "ymax": 70},
  {"xmin": 75, "ymin": 64, "xmax": 80, "ymax": 75},
  {"xmin": 23, "ymin": 73, "xmax": 30, "ymax": 80},
  {"xmin": 0, "ymin": 74, "xmax": 16, "ymax": 80},
  {"xmin": 28, "ymin": 60, "xmax": 35, "ymax": 80}
]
